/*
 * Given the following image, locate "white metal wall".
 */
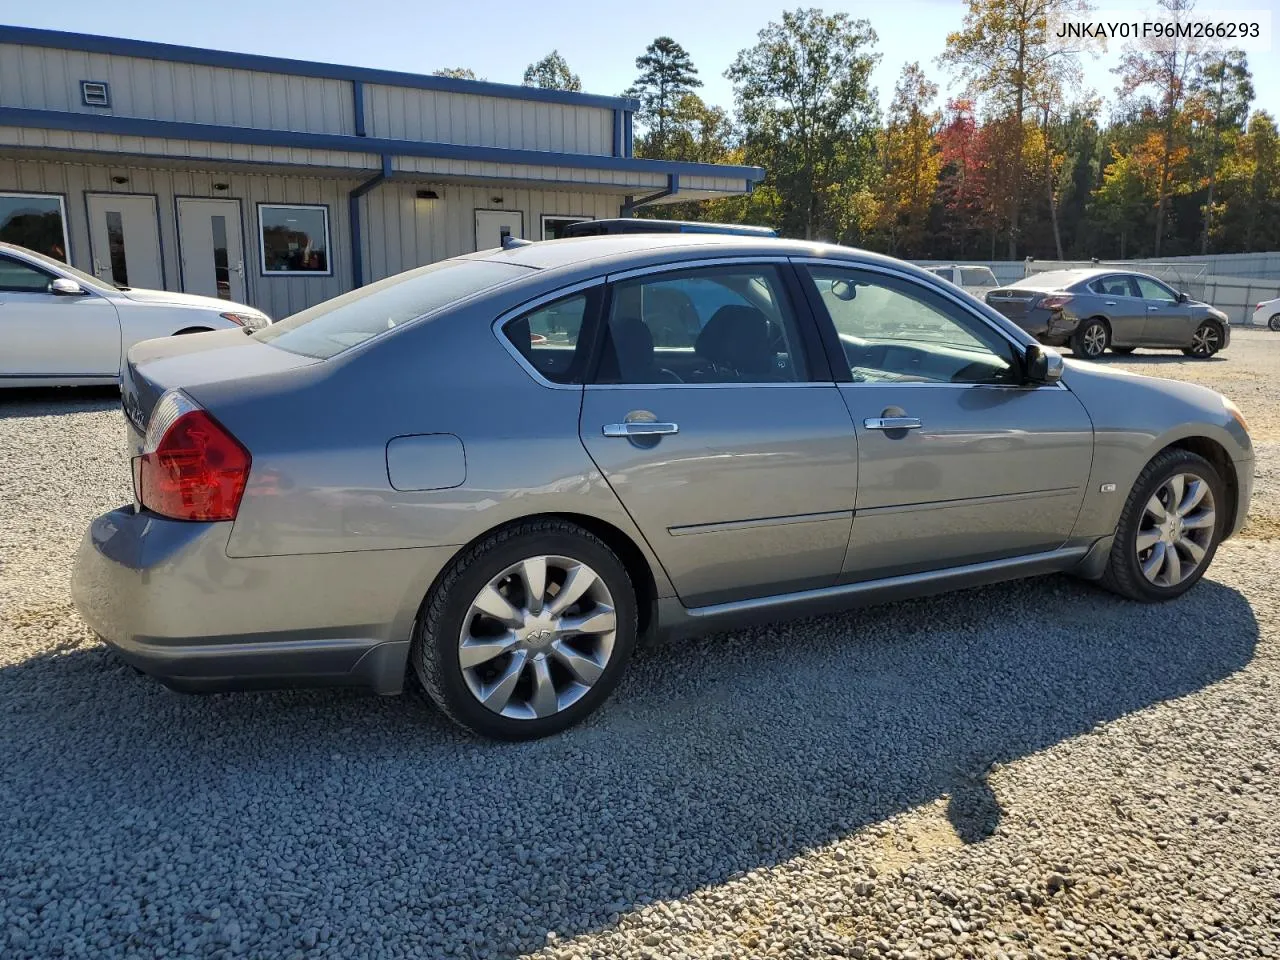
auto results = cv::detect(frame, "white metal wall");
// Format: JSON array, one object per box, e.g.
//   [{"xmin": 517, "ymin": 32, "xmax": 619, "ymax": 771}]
[
  {"xmin": 363, "ymin": 85, "xmax": 613, "ymax": 155},
  {"xmin": 0, "ymin": 44, "xmax": 355, "ymax": 135},
  {"xmin": 360, "ymin": 182, "xmax": 622, "ymax": 280},
  {"xmin": 0, "ymin": 156, "xmax": 634, "ymax": 317},
  {"xmin": 0, "ymin": 157, "xmax": 354, "ymax": 319}
]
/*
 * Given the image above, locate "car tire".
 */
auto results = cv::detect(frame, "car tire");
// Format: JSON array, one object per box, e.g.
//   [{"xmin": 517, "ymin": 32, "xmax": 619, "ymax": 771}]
[
  {"xmin": 411, "ymin": 519, "xmax": 638, "ymax": 740},
  {"xmin": 1071, "ymin": 318, "xmax": 1110, "ymax": 359},
  {"xmin": 1111, "ymin": 347, "xmax": 1136, "ymax": 355},
  {"xmin": 1098, "ymin": 448, "xmax": 1226, "ymax": 603},
  {"xmin": 1182, "ymin": 320, "xmax": 1224, "ymax": 358},
  {"xmin": 1269, "ymin": 313, "xmax": 1280, "ymax": 332}
]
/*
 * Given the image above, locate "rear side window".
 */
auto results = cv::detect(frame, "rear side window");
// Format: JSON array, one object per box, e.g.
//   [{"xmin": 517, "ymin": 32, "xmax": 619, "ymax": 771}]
[
  {"xmin": 255, "ymin": 259, "xmax": 531, "ymax": 359},
  {"xmin": 502, "ymin": 289, "xmax": 598, "ymax": 385}
]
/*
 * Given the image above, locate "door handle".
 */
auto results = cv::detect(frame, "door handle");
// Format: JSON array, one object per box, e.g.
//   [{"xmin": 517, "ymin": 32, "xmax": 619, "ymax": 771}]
[
  {"xmin": 1104, "ymin": 301, "xmax": 1117, "ymax": 306},
  {"xmin": 864, "ymin": 417, "xmax": 922, "ymax": 431},
  {"xmin": 1147, "ymin": 305, "xmax": 1159, "ymax": 311},
  {"xmin": 603, "ymin": 421, "xmax": 679, "ymax": 438}
]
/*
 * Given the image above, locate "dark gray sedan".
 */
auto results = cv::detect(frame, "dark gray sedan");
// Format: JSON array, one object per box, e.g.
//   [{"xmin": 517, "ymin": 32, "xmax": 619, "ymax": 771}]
[
  {"xmin": 985, "ymin": 268, "xmax": 1230, "ymax": 359},
  {"xmin": 72, "ymin": 236, "xmax": 1254, "ymax": 740}
]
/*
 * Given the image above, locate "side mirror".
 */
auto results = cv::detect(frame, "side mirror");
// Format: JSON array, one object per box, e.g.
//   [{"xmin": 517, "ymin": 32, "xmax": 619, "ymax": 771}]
[
  {"xmin": 1024, "ymin": 343, "xmax": 1064, "ymax": 384},
  {"xmin": 1176, "ymin": 291, "xmax": 1189, "ymax": 303},
  {"xmin": 49, "ymin": 278, "xmax": 85, "ymax": 296}
]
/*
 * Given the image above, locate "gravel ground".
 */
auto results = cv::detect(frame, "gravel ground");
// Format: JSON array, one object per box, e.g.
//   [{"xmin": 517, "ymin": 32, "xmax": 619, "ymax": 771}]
[{"xmin": 2, "ymin": 332, "xmax": 1279, "ymax": 959}]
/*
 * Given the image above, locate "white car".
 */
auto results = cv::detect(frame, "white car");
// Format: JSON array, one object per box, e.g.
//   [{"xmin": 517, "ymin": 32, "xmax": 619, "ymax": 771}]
[
  {"xmin": 0, "ymin": 242, "xmax": 271, "ymax": 388},
  {"xmin": 1253, "ymin": 296, "xmax": 1280, "ymax": 331},
  {"xmin": 923, "ymin": 264, "xmax": 1000, "ymax": 297}
]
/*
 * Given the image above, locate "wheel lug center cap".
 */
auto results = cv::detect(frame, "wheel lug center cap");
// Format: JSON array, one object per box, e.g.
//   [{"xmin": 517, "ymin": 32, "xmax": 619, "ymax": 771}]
[{"xmin": 521, "ymin": 615, "xmax": 557, "ymax": 650}]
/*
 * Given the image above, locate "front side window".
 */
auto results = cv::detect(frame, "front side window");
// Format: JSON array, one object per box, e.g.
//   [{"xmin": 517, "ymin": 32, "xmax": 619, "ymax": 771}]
[
  {"xmin": 1133, "ymin": 275, "xmax": 1177, "ymax": 302},
  {"xmin": 806, "ymin": 265, "xmax": 1017, "ymax": 385},
  {"xmin": 595, "ymin": 265, "xmax": 807, "ymax": 384},
  {"xmin": 0, "ymin": 255, "xmax": 54, "ymax": 292},
  {"xmin": 541, "ymin": 216, "xmax": 592, "ymax": 240},
  {"xmin": 258, "ymin": 204, "xmax": 331, "ymax": 275},
  {"xmin": 0, "ymin": 193, "xmax": 69, "ymax": 262},
  {"xmin": 502, "ymin": 291, "xmax": 594, "ymax": 384},
  {"xmin": 255, "ymin": 259, "xmax": 530, "ymax": 359}
]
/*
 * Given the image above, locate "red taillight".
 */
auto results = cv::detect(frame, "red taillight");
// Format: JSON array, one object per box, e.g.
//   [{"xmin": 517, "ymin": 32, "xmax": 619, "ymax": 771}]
[
  {"xmin": 1039, "ymin": 294, "xmax": 1074, "ymax": 310},
  {"xmin": 136, "ymin": 392, "xmax": 250, "ymax": 521}
]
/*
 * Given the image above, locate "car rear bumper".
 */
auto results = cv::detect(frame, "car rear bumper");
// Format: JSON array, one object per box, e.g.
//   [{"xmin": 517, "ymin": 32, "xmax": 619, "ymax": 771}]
[{"xmin": 71, "ymin": 507, "xmax": 456, "ymax": 694}]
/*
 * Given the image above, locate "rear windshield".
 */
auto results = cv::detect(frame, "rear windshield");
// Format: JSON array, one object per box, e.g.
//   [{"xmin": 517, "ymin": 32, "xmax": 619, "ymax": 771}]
[{"xmin": 254, "ymin": 259, "xmax": 532, "ymax": 359}]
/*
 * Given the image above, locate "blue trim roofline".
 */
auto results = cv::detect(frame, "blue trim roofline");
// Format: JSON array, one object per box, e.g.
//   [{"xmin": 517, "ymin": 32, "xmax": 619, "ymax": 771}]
[
  {"xmin": 0, "ymin": 25, "xmax": 641, "ymax": 112},
  {"xmin": 0, "ymin": 107, "xmax": 767, "ymax": 182}
]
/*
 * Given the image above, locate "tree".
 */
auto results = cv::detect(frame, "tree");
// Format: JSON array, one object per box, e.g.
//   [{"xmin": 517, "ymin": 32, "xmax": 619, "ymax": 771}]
[
  {"xmin": 1214, "ymin": 111, "xmax": 1280, "ymax": 251},
  {"xmin": 726, "ymin": 8, "xmax": 881, "ymax": 241},
  {"xmin": 874, "ymin": 63, "xmax": 942, "ymax": 255},
  {"xmin": 1114, "ymin": 0, "xmax": 1204, "ymax": 255},
  {"xmin": 1188, "ymin": 49, "xmax": 1253, "ymax": 252},
  {"xmin": 938, "ymin": 0, "xmax": 1090, "ymax": 258},
  {"xmin": 522, "ymin": 51, "xmax": 582, "ymax": 92},
  {"xmin": 626, "ymin": 37, "xmax": 702, "ymax": 157},
  {"xmin": 433, "ymin": 67, "xmax": 480, "ymax": 80}
]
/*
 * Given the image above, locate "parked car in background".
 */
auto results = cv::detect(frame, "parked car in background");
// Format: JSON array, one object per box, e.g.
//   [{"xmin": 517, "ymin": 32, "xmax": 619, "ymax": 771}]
[
  {"xmin": 559, "ymin": 218, "xmax": 777, "ymax": 238},
  {"xmin": 1253, "ymin": 296, "xmax": 1280, "ymax": 331},
  {"xmin": 985, "ymin": 268, "xmax": 1230, "ymax": 359},
  {"xmin": 923, "ymin": 264, "xmax": 1000, "ymax": 298},
  {"xmin": 72, "ymin": 234, "xmax": 1253, "ymax": 740},
  {"xmin": 0, "ymin": 242, "xmax": 271, "ymax": 388}
]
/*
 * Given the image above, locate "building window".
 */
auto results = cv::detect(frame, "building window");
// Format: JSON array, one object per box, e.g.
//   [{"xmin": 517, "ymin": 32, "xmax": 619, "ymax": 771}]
[
  {"xmin": 541, "ymin": 215, "xmax": 592, "ymax": 241},
  {"xmin": 258, "ymin": 204, "xmax": 331, "ymax": 276},
  {"xmin": 0, "ymin": 193, "xmax": 70, "ymax": 262},
  {"xmin": 80, "ymin": 81, "xmax": 111, "ymax": 107}
]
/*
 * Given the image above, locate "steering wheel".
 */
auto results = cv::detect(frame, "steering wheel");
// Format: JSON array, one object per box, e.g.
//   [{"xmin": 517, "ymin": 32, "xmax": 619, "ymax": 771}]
[{"xmin": 658, "ymin": 368, "xmax": 684, "ymax": 384}]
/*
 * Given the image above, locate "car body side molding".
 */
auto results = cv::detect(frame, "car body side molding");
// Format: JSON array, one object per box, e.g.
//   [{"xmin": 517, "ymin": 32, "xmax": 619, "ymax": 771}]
[{"xmin": 656, "ymin": 542, "xmax": 1095, "ymax": 640}]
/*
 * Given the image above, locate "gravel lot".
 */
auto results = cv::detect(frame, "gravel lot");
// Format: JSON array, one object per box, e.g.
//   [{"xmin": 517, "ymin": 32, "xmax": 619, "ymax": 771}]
[{"xmin": 2, "ymin": 330, "xmax": 1278, "ymax": 959}]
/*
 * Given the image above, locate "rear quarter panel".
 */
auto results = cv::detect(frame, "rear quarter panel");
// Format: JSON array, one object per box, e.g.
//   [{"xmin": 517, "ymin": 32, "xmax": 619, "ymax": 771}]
[{"xmin": 1063, "ymin": 362, "xmax": 1253, "ymax": 539}]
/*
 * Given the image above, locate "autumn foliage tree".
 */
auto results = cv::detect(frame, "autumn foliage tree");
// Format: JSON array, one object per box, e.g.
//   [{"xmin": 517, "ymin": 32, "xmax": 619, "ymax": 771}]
[{"xmin": 873, "ymin": 63, "xmax": 943, "ymax": 255}]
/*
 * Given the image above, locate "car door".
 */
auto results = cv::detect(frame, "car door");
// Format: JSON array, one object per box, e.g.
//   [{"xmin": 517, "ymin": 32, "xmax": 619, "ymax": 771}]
[
  {"xmin": 1132, "ymin": 275, "xmax": 1190, "ymax": 345},
  {"xmin": 797, "ymin": 261, "xmax": 1094, "ymax": 582},
  {"xmin": 0, "ymin": 254, "xmax": 121, "ymax": 378},
  {"xmin": 1087, "ymin": 274, "xmax": 1146, "ymax": 346},
  {"xmin": 578, "ymin": 261, "xmax": 858, "ymax": 607}
]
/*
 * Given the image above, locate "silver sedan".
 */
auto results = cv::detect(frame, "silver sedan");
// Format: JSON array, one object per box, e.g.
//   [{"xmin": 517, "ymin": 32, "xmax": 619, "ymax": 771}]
[{"xmin": 72, "ymin": 234, "xmax": 1255, "ymax": 739}]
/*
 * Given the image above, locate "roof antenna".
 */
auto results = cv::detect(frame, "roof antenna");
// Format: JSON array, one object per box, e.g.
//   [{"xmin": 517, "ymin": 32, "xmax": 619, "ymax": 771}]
[{"xmin": 502, "ymin": 235, "xmax": 534, "ymax": 249}]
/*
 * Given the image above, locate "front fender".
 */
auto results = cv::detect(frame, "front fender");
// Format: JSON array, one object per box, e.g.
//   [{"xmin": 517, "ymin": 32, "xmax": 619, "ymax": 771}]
[{"xmin": 1062, "ymin": 361, "xmax": 1253, "ymax": 540}]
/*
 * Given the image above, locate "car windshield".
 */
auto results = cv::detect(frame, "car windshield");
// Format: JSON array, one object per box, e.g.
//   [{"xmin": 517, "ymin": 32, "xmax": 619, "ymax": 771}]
[
  {"xmin": 13, "ymin": 246, "xmax": 117, "ymax": 292},
  {"xmin": 255, "ymin": 259, "xmax": 533, "ymax": 359}
]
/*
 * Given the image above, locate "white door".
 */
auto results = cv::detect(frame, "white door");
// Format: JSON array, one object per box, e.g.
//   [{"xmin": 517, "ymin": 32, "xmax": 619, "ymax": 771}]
[
  {"xmin": 474, "ymin": 209, "xmax": 524, "ymax": 251},
  {"xmin": 0, "ymin": 253, "xmax": 120, "ymax": 378},
  {"xmin": 177, "ymin": 198, "xmax": 246, "ymax": 302},
  {"xmin": 86, "ymin": 194, "xmax": 164, "ymax": 291}
]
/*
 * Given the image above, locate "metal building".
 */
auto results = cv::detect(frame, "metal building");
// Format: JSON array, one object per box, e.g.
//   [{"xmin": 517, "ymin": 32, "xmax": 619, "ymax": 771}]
[{"xmin": 0, "ymin": 27, "xmax": 763, "ymax": 318}]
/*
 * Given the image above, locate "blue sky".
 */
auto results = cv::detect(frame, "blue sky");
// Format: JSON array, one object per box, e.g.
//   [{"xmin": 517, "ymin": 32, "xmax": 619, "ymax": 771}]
[{"xmin": 9, "ymin": 0, "xmax": 1279, "ymax": 122}]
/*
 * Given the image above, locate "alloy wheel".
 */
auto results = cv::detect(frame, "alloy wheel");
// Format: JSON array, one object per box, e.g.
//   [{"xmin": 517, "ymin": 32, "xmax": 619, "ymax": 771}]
[
  {"xmin": 457, "ymin": 555, "xmax": 617, "ymax": 720},
  {"xmin": 1135, "ymin": 473, "xmax": 1217, "ymax": 588},
  {"xmin": 1082, "ymin": 323, "xmax": 1107, "ymax": 356},
  {"xmin": 1190, "ymin": 323, "xmax": 1220, "ymax": 356},
  {"xmin": 1269, "ymin": 314, "xmax": 1280, "ymax": 332}
]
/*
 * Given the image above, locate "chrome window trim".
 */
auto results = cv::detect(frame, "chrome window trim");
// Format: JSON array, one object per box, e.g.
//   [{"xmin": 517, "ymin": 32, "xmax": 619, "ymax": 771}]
[
  {"xmin": 491, "ymin": 277, "xmax": 606, "ymax": 390},
  {"xmin": 791, "ymin": 256, "xmax": 1068, "ymax": 392},
  {"xmin": 604, "ymin": 255, "xmax": 793, "ymax": 283}
]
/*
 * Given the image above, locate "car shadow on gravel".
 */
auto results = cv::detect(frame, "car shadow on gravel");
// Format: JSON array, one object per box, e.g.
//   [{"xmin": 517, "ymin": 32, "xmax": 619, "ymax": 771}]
[
  {"xmin": 0, "ymin": 574, "xmax": 1258, "ymax": 958},
  {"xmin": 0, "ymin": 386, "xmax": 121, "ymax": 419}
]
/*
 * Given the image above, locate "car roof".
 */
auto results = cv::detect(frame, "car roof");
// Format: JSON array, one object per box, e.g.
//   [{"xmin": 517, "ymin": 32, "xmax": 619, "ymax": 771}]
[{"xmin": 460, "ymin": 233, "xmax": 923, "ymax": 276}]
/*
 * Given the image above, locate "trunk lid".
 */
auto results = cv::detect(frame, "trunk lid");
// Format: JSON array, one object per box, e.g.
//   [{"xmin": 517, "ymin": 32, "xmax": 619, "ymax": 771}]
[
  {"xmin": 985, "ymin": 288, "xmax": 1044, "ymax": 321},
  {"xmin": 123, "ymin": 329, "xmax": 318, "ymax": 436}
]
